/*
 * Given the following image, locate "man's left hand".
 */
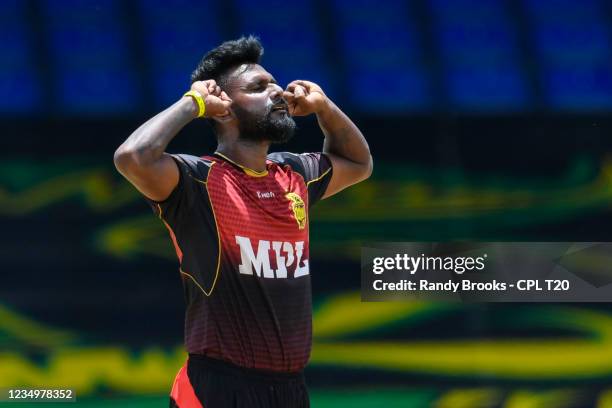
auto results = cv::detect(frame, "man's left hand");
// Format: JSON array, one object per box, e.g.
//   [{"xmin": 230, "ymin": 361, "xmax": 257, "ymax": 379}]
[{"xmin": 283, "ymin": 80, "xmax": 328, "ymax": 116}]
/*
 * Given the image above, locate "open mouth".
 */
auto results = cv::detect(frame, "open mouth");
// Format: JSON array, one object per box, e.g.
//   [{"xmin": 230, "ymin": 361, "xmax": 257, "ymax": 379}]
[{"xmin": 272, "ymin": 104, "xmax": 288, "ymax": 112}]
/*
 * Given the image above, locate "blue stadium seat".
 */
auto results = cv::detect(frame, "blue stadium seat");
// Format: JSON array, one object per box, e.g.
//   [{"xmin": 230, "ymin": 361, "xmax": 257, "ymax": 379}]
[
  {"xmin": 333, "ymin": 0, "xmax": 431, "ymax": 112},
  {"xmin": 234, "ymin": 0, "xmax": 334, "ymax": 99},
  {"xmin": 3, "ymin": 0, "xmax": 612, "ymax": 116},
  {"xmin": 430, "ymin": 0, "xmax": 529, "ymax": 112},
  {"xmin": 42, "ymin": 0, "xmax": 137, "ymax": 114},
  {"xmin": 525, "ymin": 0, "xmax": 612, "ymax": 111},
  {"xmin": 137, "ymin": 0, "xmax": 221, "ymax": 108},
  {"xmin": 0, "ymin": 0, "xmax": 41, "ymax": 113}
]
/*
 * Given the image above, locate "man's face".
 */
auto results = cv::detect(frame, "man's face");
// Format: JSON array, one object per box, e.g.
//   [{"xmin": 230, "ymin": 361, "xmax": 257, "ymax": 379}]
[{"xmin": 224, "ymin": 64, "xmax": 296, "ymax": 143}]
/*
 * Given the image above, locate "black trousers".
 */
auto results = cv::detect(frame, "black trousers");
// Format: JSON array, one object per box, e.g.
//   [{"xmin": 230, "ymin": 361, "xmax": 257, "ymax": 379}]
[{"xmin": 169, "ymin": 355, "xmax": 310, "ymax": 408}]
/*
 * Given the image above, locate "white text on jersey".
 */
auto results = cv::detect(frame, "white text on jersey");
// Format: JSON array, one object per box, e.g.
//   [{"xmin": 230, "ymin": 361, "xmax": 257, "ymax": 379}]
[
  {"xmin": 235, "ymin": 236, "xmax": 309, "ymax": 278},
  {"xmin": 256, "ymin": 191, "xmax": 275, "ymax": 199}
]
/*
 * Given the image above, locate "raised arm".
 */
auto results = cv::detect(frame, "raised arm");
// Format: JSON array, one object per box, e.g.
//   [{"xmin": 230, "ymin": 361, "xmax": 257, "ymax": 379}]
[
  {"xmin": 284, "ymin": 80, "xmax": 372, "ymax": 198},
  {"xmin": 113, "ymin": 80, "xmax": 231, "ymax": 201}
]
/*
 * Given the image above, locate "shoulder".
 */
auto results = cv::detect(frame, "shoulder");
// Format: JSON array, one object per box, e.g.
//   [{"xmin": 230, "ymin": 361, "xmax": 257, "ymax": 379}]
[
  {"xmin": 267, "ymin": 152, "xmax": 304, "ymax": 170},
  {"xmin": 171, "ymin": 154, "xmax": 215, "ymax": 182},
  {"xmin": 267, "ymin": 151, "xmax": 310, "ymax": 180},
  {"xmin": 173, "ymin": 153, "xmax": 214, "ymax": 168},
  {"xmin": 267, "ymin": 151, "xmax": 327, "ymax": 171},
  {"xmin": 267, "ymin": 151, "xmax": 332, "ymax": 183}
]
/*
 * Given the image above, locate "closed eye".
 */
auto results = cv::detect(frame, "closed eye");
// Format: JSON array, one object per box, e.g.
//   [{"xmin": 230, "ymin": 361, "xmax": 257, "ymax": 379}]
[
  {"xmin": 246, "ymin": 76, "xmax": 277, "ymax": 92},
  {"xmin": 247, "ymin": 81, "xmax": 266, "ymax": 92}
]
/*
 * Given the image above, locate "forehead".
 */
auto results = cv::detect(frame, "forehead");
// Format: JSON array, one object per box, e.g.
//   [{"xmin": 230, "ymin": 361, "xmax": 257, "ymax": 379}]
[{"xmin": 227, "ymin": 64, "xmax": 275, "ymax": 86}]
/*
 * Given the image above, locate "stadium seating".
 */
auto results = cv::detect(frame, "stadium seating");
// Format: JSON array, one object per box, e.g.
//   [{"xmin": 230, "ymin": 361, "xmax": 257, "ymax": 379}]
[{"xmin": 1, "ymin": 0, "xmax": 611, "ymax": 114}]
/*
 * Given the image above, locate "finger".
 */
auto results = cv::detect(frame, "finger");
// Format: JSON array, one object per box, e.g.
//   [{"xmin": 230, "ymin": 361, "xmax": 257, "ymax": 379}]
[
  {"xmin": 192, "ymin": 82, "xmax": 209, "ymax": 97},
  {"xmin": 293, "ymin": 85, "xmax": 306, "ymax": 99},
  {"xmin": 282, "ymin": 91, "xmax": 295, "ymax": 102},
  {"xmin": 216, "ymin": 101, "xmax": 232, "ymax": 118},
  {"xmin": 204, "ymin": 95, "xmax": 217, "ymax": 106},
  {"xmin": 294, "ymin": 80, "xmax": 323, "ymax": 96},
  {"xmin": 220, "ymin": 91, "xmax": 232, "ymax": 102},
  {"xmin": 292, "ymin": 80, "xmax": 311, "ymax": 91}
]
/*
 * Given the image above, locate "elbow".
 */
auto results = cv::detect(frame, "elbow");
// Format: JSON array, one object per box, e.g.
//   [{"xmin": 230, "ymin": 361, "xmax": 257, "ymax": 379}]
[
  {"xmin": 360, "ymin": 154, "xmax": 374, "ymax": 181},
  {"xmin": 113, "ymin": 145, "xmax": 142, "ymax": 176},
  {"xmin": 113, "ymin": 146, "xmax": 130, "ymax": 174}
]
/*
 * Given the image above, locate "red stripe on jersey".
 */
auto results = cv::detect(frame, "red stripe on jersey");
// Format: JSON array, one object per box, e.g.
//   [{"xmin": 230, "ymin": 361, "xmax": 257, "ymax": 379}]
[
  {"xmin": 157, "ymin": 203, "xmax": 184, "ymax": 262},
  {"xmin": 162, "ymin": 219, "xmax": 183, "ymax": 262},
  {"xmin": 170, "ymin": 362, "xmax": 202, "ymax": 408}
]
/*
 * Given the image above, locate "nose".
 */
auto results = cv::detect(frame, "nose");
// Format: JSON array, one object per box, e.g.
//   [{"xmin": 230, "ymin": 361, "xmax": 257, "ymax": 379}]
[{"xmin": 269, "ymin": 83, "xmax": 284, "ymax": 102}]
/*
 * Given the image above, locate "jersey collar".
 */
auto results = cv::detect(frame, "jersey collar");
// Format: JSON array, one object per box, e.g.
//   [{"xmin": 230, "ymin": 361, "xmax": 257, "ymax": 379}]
[{"xmin": 213, "ymin": 152, "xmax": 269, "ymax": 177}]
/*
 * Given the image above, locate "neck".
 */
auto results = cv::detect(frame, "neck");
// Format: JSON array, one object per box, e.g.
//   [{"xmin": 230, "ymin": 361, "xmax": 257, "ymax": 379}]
[{"xmin": 215, "ymin": 139, "xmax": 271, "ymax": 173}]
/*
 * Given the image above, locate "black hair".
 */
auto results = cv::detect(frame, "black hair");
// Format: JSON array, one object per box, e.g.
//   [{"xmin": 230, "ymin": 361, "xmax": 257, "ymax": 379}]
[{"xmin": 191, "ymin": 35, "xmax": 264, "ymax": 88}]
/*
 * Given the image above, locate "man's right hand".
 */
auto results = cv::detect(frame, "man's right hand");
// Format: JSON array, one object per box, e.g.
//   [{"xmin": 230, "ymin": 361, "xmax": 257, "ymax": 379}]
[
  {"xmin": 189, "ymin": 80, "xmax": 232, "ymax": 118},
  {"xmin": 115, "ymin": 80, "xmax": 233, "ymax": 202}
]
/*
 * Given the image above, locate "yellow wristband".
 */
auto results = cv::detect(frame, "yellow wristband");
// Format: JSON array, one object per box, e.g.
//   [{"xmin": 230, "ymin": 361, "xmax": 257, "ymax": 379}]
[{"xmin": 184, "ymin": 90, "xmax": 206, "ymax": 118}]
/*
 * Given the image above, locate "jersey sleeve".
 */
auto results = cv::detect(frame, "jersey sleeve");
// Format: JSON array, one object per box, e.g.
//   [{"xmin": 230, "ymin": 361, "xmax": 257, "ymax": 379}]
[
  {"xmin": 146, "ymin": 154, "xmax": 212, "ymax": 224},
  {"xmin": 267, "ymin": 152, "xmax": 333, "ymax": 207}
]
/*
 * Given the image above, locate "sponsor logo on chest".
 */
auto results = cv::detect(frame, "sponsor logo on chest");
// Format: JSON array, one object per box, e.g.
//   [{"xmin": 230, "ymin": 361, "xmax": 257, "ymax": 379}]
[
  {"xmin": 235, "ymin": 236, "xmax": 309, "ymax": 279},
  {"xmin": 256, "ymin": 191, "xmax": 275, "ymax": 199}
]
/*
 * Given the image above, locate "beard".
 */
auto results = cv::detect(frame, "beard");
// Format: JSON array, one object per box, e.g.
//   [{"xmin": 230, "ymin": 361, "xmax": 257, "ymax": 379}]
[{"xmin": 234, "ymin": 104, "xmax": 296, "ymax": 144}]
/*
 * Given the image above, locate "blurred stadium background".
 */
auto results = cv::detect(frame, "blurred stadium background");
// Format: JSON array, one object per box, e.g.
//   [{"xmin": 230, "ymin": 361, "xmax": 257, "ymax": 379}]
[{"xmin": 3, "ymin": 0, "xmax": 612, "ymax": 406}]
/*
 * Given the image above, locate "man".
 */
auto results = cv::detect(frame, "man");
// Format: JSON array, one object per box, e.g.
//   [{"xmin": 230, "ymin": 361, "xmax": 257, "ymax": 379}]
[{"xmin": 114, "ymin": 36, "xmax": 372, "ymax": 408}]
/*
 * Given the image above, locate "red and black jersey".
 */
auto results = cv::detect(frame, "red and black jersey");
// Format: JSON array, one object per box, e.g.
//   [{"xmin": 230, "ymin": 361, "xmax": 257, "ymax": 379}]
[{"xmin": 149, "ymin": 152, "xmax": 332, "ymax": 372}]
